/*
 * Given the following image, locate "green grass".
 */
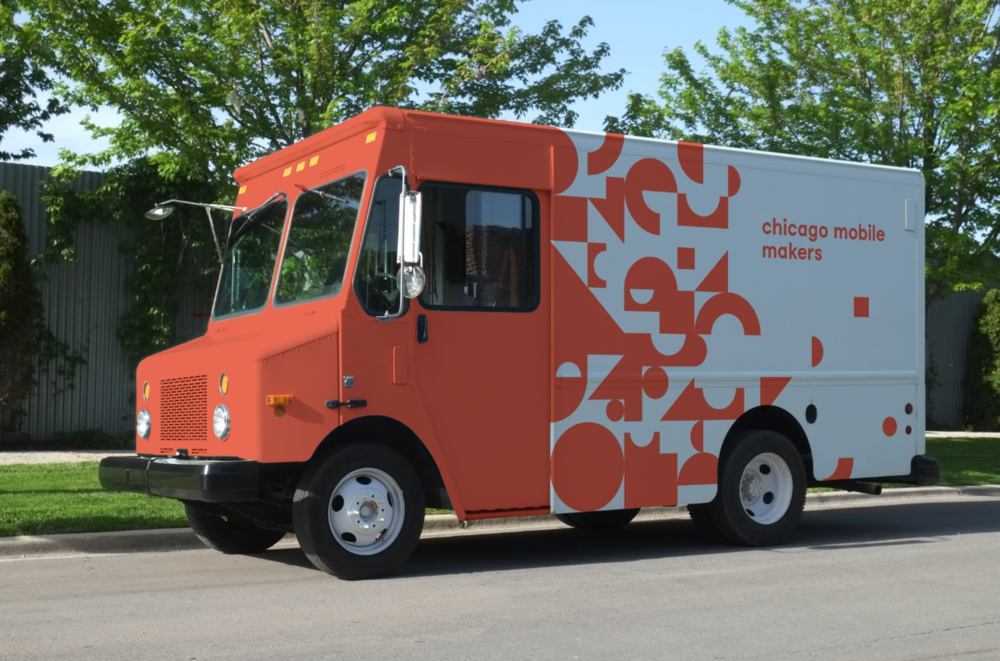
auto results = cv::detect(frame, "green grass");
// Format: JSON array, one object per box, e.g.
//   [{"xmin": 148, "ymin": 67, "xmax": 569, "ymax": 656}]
[
  {"xmin": 2, "ymin": 436, "xmax": 998, "ymax": 537},
  {"xmin": 927, "ymin": 437, "xmax": 1000, "ymax": 487},
  {"xmin": 0, "ymin": 463, "xmax": 187, "ymax": 537}
]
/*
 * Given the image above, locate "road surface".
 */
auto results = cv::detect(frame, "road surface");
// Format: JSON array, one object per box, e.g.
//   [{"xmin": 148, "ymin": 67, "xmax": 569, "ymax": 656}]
[{"xmin": 2, "ymin": 497, "xmax": 999, "ymax": 661}]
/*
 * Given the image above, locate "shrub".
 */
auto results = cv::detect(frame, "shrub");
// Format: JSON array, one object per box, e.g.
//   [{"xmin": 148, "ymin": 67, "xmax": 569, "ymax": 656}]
[{"xmin": 0, "ymin": 191, "xmax": 43, "ymax": 439}]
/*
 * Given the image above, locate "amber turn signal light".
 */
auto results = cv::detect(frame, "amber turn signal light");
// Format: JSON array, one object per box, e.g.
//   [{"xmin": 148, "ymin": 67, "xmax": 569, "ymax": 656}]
[
  {"xmin": 220, "ymin": 373, "xmax": 229, "ymax": 396},
  {"xmin": 142, "ymin": 381, "xmax": 150, "ymax": 401},
  {"xmin": 266, "ymin": 395, "xmax": 293, "ymax": 406}
]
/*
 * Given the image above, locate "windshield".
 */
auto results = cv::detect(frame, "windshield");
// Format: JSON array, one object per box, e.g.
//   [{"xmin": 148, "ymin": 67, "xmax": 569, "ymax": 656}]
[
  {"xmin": 213, "ymin": 199, "xmax": 289, "ymax": 319},
  {"xmin": 275, "ymin": 172, "xmax": 367, "ymax": 306}
]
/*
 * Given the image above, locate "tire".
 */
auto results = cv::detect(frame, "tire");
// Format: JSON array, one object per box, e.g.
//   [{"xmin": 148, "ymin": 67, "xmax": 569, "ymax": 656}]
[
  {"xmin": 555, "ymin": 508, "xmax": 639, "ymax": 531},
  {"xmin": 705, "ymin": 430, "xmax": 806, "ymax": 546},
  {"xmin": 184, "ymin": 503, "xmax": 286, "ymax": 555},
  {"xmin": 292, "ymin": 442, "xmax": 425, "ymax": 580}
]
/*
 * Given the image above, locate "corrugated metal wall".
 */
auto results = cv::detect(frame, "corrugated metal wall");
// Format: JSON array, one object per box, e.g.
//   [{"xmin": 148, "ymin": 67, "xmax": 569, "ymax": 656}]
[
  {"xmin": 926, "ymin": 291, "xmax": 988, "ymax": 426},
  {"xmin": 1, "ymin": 163, "xmax": 133, "ymax": 442}
]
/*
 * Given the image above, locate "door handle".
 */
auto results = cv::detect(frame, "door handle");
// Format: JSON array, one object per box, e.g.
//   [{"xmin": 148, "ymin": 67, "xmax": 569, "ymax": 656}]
[
  {"xmin": 325, "ymin": 399, "xmax": 368, "ymax": 409},
  {"xmin": 417, "ymin": 314, "xmax": 428, "ymax": 344}
]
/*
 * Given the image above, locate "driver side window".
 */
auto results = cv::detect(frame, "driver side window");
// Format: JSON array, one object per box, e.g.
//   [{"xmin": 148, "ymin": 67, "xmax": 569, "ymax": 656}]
[{"xmin": 354, "ymin": 176, "xmax": 402, "ymax": 316}]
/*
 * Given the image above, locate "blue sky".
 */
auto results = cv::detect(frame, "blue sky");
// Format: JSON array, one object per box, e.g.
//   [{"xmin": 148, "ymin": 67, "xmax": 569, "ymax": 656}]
[{"xmin": 6, "ymin": 1, "xmax": 751, "ymax": 167}]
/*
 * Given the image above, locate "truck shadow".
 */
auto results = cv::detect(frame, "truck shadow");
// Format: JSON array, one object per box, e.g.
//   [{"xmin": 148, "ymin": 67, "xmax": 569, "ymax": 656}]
[{"xmin": 252, "ymin": 499, "xmax": 1000, "ymax": 578}]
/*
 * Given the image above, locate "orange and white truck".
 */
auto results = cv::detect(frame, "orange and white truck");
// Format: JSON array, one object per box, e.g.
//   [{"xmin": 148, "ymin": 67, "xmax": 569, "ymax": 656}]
[{"xmin": 100, "ymin": 107, "xmax": 939, "ymax": 579}]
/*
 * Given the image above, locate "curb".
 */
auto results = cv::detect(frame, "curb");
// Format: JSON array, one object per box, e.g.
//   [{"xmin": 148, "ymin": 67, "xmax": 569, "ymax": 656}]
[{"xmin": 3, "ymin": 485, "xmax": 999, "ymax": 559}]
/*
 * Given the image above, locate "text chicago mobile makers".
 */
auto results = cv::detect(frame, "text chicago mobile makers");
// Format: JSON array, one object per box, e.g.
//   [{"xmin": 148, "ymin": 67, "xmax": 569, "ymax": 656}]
[{"xmin": 762, "ymin": 217, "xmax": 886, "ymax": 262}]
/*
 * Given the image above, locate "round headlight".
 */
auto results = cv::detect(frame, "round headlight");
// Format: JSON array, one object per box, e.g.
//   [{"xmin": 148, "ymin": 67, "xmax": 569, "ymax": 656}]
[
  {"xmin": 213, "ymin": 404, "xmax": 230, "ymax": 440},
  {"xmin": 137, "ymin": 409, "xmax": 151, "ymax": 439}
]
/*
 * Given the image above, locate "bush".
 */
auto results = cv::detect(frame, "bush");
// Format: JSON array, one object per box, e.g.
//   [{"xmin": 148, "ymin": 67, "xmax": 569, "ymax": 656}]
[
  {"xmin": 0, "ymin": 191, "xmax": 43, "ymax": 439},
  {"xmin": 962, "ymin": 289, "xmax": 1000, "ymax": 430}
]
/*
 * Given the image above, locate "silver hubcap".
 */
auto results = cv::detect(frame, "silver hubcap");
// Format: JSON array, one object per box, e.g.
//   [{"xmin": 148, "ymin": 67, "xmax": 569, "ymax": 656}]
[
  {"xmin": 328, "ymin": 468, "xmax": 405, "ymax": 556},
  {"xmin": 739, "ymin": 452, "xmax": 793, "ymax": 525}
]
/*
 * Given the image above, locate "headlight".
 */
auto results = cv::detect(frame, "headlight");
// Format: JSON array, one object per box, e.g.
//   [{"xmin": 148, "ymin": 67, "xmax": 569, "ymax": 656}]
[
  {"xmin": 137, "ymin": 409, "xmax": 151, "ymax": 439},
  {"xmin": 213, "ymin": 404, "xmax": 230, "ymax": 439}
]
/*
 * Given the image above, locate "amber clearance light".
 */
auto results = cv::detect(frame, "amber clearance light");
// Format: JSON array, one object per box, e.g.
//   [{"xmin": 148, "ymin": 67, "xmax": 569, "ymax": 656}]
[{"xmin": 266, "ymin": 395, "xmax": 293, "ymax": 406}]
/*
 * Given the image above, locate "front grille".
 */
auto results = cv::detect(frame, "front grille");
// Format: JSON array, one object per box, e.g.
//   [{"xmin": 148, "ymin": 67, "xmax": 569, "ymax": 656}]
[{"xmin": 160, "ymin": 375, "xmax": 208, "ymax": 443}]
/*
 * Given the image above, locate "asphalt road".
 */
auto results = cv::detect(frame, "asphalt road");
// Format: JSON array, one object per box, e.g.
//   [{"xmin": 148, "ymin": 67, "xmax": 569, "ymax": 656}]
[{"xmin": 2, "ymin": 497, "xmax": 1000, "ymax": 661}]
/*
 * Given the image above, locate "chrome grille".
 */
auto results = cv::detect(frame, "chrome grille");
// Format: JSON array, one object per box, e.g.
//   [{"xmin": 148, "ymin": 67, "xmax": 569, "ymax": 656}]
[{"xmin": 160, "ymin": 375, "xmax": 208, "ymax": 443}]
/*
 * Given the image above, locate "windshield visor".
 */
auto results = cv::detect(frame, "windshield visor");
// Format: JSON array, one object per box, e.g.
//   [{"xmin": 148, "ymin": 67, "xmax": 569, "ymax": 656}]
[
  {"xmin": 275, "ymin": 172, "xmax": 367, "ymax": 306},
  {"xmin": 213, "ymin": 199, "xmax": 289, "ymax": 319}
]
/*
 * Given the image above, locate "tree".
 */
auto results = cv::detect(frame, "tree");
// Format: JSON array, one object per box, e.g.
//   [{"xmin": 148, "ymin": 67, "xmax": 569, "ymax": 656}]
[
  {"xmin": 0, "ymin": 1, "xmax": 67, "ymax": 161},
  {"xmin": 606, "ymin": 0, "xmax": 1000, "ymax": 301},
  {"xmin": 26, "ymin": 0, "xmax": 624, "ymax": 188}
]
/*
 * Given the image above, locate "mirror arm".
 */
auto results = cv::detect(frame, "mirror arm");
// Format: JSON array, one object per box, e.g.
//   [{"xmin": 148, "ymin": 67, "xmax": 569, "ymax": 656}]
[{"xmin": 204, "ymin": 207, "xmax": 224, "ymax": 263}]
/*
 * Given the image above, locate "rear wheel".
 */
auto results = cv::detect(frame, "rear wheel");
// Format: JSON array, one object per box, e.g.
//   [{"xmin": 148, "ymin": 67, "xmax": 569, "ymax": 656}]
[
  {"xmin": 555, "ymin": 508, "xmax": 639, "ymax": 531},
  {"xmin": 704, "ymin": 430, "xmax": 806, "ymax": 546},
  {"xmin": 293, "ymin": 442, "xmax": 424, "ymax": 580},
  {"xmin": 184, "ymin": 503, "xmax": 286, "ymax": 554}
]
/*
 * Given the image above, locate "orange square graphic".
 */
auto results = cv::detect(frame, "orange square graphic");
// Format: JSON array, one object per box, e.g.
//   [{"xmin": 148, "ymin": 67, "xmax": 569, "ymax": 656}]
[
  {"xmin": 678, "ymin": 247, "xmax": 695, "ymax": 270},
  {"xmin": 854, "ymin": 297, "xmax": 869, "ymax": 318}
]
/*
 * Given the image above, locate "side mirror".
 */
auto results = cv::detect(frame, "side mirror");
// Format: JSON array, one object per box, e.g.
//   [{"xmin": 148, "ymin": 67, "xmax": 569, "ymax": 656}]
[
  {"xmin": 399, "ymin": 190, "xmax": 422, "ymax": 266},
  {"xmin": 398, "ymin": 188, "xmax": 424, "ymax": 299}
]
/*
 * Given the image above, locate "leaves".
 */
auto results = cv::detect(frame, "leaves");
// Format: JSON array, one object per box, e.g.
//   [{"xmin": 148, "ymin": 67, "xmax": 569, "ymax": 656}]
[
  {"xmin": 0, "ymin": 0, "xmax": 69, "ymax": 161},
  {"xmin": 25, "ymin": 0, "xmax": 624, "ymax": 189},
  {"xmin": 617, "ymin": 0, "xmax": 1000, "ymax": 299}
]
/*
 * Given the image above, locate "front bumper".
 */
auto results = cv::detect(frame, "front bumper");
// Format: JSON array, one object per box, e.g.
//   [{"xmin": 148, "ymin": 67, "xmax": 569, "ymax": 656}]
[{"xmin": 99, "ymin": 456, "xmax": 260, "ymax": 502}]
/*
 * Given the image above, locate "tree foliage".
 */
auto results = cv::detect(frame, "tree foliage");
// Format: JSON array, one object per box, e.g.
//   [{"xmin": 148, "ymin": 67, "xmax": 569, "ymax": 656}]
[
  {"xmin": 607, "ymin": 0, "xmax": 1000, "ymax": 300},
  {"xmin": 27, "ymin": 0, "xmax": 624, "ymax": 187},
  {"xmin": 40, "ymin": 159, "xmax": 219, "ymax": 370},
  {"xmin": 0, "ymin": 0, "xmax": 68, "ymax": 161},
  {"xmin": 0, "ymin": 192, "xmax": 41, "ymax": 436}
]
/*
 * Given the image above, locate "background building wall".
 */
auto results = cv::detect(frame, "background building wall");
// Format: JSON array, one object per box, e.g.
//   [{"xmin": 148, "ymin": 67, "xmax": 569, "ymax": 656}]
[{"xmin": 1, "ymin": 163, "xmax": 209, "ymax": 442}]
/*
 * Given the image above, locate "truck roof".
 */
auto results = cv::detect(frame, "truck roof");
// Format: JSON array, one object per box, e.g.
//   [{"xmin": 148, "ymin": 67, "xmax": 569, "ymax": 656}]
[{"xmin": 233, "ymin": 106, "xmax": 923, "ymax": 188}]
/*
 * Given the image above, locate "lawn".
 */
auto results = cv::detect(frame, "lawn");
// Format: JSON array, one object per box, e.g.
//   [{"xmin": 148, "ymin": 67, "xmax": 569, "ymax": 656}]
[
  {"xmin": 0, "ymin": 462, "xmax": 187, "ymax": 537},
  {"xmin": 929, "ymin": 437, "xmax": 1000, "ymax": 487},
  {"xmin": 1, "ymin": 436, "xmax": 998, "ymax": 537}
]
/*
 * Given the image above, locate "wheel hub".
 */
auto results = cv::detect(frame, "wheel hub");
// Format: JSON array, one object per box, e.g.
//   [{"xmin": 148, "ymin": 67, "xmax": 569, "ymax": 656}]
[
  {"xmin": 328, "ymin": 468, "xmax": 405, "ymax": 556},
  {"xmin": 347, "ymin": 493, "xmax": 388, "ymax": 534},
  {"xmin": 738, "ymin": 452, "xmax": 794, "ymax": 526},
  {"xmin": 741, "ymin": 471, "xmax": 763, "ymax": 502}
]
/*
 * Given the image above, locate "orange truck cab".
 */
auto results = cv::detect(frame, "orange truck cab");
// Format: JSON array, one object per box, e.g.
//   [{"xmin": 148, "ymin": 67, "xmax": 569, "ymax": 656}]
[{"xmin": 100, "ymin": 106, "xmax": 939, "ymax": 579}]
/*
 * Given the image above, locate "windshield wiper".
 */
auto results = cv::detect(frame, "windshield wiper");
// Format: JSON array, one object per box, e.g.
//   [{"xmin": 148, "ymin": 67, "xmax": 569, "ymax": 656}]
[
  {"xmin": 295, "ymin": 183, "xmax": 349, "ymax": 205},
  {"xmin": 229, "ymin": 191, "xmax": 288, "ymax": 244}
]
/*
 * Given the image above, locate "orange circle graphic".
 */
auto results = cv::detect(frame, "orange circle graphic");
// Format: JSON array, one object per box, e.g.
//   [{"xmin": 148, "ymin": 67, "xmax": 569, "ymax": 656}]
[{"xmin": 551, "ymin": 423, "xmax": 623, "ymax": 512}]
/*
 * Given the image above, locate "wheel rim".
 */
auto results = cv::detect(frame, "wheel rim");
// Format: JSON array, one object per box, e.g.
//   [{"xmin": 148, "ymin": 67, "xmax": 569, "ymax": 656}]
[
  {"xmin": 328, "ymin": 468, "xmax": 405, "ymax": 556},
  {"xmin": 738, "ymin": 452, "xmax": 793, "ymax": 525}
]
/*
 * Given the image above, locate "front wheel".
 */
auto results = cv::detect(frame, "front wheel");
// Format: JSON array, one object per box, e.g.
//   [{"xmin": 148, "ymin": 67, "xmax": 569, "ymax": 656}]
[
  {"xmin": 293, "ymin": 442, "xmax": 425, "ymax": 580},
  {"xmin": 184, "ymin": 503, "xmax": 286, "ymax": 554},
  {"xmin": 704, "ymin": 430, "xmax": 806, "ymax": 546}
]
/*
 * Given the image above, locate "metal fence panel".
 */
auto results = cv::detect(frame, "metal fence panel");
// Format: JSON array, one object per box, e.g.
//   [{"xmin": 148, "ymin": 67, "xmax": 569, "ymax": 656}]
[
  {"xmin": 1, "ymin": 163, "xmax": 132, "ymax": 442},
  {"xmin": 926, "ymin": 291, "xmax": 987, "ymax": 426}
]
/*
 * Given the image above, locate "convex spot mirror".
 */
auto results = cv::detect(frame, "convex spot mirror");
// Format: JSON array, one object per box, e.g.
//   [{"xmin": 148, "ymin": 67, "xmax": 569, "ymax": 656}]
[
  {"xmin": 401, "ymin": 264, "xmax": 425, "ymax": 299},
  {"xmin": 144, "ymin": 205, "xmax": 175, "ymax": 220}
]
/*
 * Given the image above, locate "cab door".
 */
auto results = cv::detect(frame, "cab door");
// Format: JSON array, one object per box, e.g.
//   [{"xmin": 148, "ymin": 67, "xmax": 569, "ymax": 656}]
[{"xmin": 412, "ymin": 183, "xmax": 549, "ymax": 513}]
